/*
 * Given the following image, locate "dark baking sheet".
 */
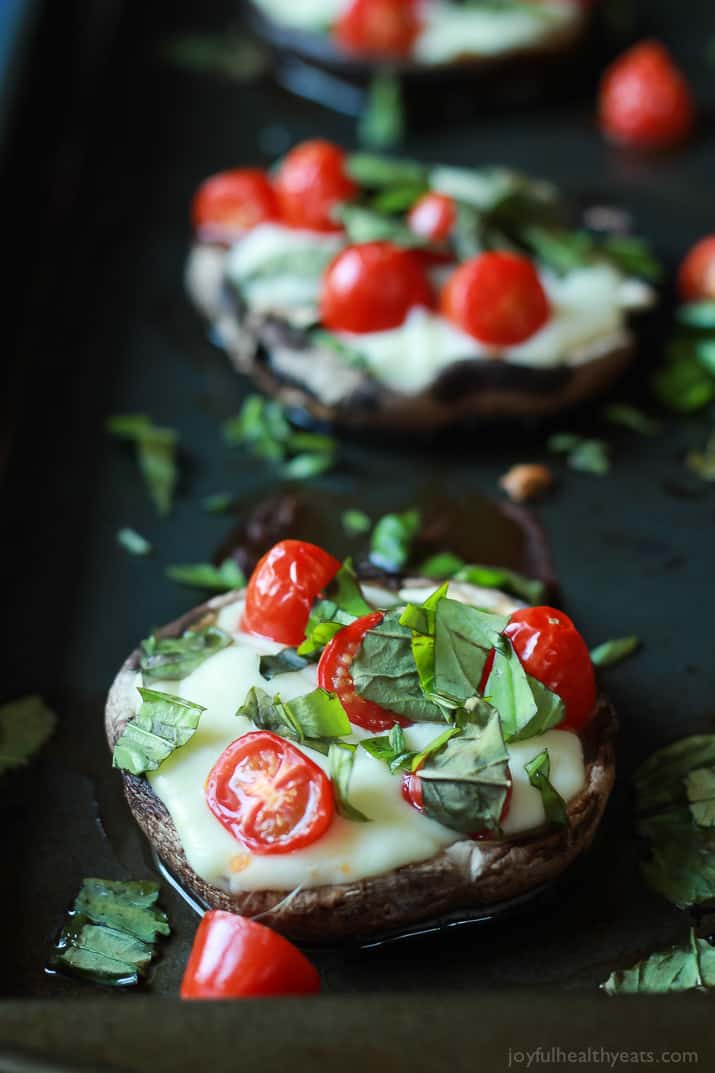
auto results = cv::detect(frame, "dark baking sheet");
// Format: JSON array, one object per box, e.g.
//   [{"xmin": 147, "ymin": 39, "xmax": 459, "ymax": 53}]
[{"xmin": 2, "ymin": 0, "xmax": 715, "ymax": 1064}]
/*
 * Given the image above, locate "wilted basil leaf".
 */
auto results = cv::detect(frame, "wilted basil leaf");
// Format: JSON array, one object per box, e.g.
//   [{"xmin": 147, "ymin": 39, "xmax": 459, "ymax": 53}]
[
  {"xmin": 140, "ymin": 625, "xmax": 232, "ymax": 684},
  {"xmin": 74, "ymin": 878, "xmax": 170, "ymax": 943},
  {"xmin": 602, "ymin": 930, "xmax": 715, "ymax": 995},
  {"xmin": 651, "ymin": 340, "xmax": 715, "ymax": 413},
  {"xmin": 259, "ymin": 648, "xmax": 313, "ymax": 681},
  {"xmin": 165, "ymin": 560, "xmax": 245, "ymax": 592},
  {"xmin": 600, "ymin": 234, "xmax": 662, "ymax": 282},
  {"xmin": 329, "ymin": 743, "xmax": 371, "ymax": 822},
  {"xmin": 335, "ymin": 203, "xmax": 425, "ymax": 248},
  {"xmin": 112, "ymin": 688, "xmax": 206, "ymax": 775},
  {"xmin": 484, "ymin": 642, "xmax": 564, "ymax": 742},
  {"xmin": 352, "ymin": 610, "xmax": 445, "ymax": 722},
  {"xmin": 117, "ymin": 528, "xmax": 152, "ymax": 556},
  {"xmin": 525, "ymin": 749, "xmax": 568, "ymax": 827},
  {"xmin": 369, "ymin": 508, "xmax": 421, "ymax": 572},
  {"xmin": 590, "ymin": 635, "xmax": 640, "ymax": 667},
  {"xmin": 357, "ymin": 70, "xmax": 404, "ymax": 151},
  {"xmin": 0, "ymin": 695, "xmax": 56, "ymax": 774},
  {"xmin": 107, "ymin": 414, "xmax": 178, "ymax": 516},
  {"xmin": 238, "ymin": 686, "xmax": 351, "ymax": 744}
]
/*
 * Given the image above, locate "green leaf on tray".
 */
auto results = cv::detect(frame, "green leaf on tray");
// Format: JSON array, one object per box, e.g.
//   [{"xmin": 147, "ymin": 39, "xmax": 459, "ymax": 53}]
[
  {"xmin": 590, "ymin": 635, "xmax": 640, "ymax": 667},
  {"xmin": 369, "ymin": 508, "xmax": 421, "ymax": 573},
  {"xmin": 676, "ymin": 301, "xmax": 715, "ymax": 330},
  {"xmin": 112, "ymin": 687, "xmax": 206, "ymax": 775},
  {"xmin": 329, "ymin": 743, "xmax": 371, "ymax": 822},
  {"xmin": 223, "ymin": 395, "xmax": 337, "ymax": 478},
  {"xmin": 602, "ymin": 929, "xmax": 715, "ymax": 995},
  {"xmin": 140, "ymin": 625, "xmax": 232, "ymax": 684},
  {"xmin": 602, "ymin": 403, "xmax": 661, "ymax": 436},
  {"xmin": 237, "ymin": 686, "xmax": 351, "ymax": 746},
  {"xmin": 165, "ymin": 559, "xmax": 245, "ymax": 592},
  {"xmin": 357, "ymin": 70, "xmax": 405, "ymax": 151},
  {"xmin": 107, "ymin": 414, "xmax": 178, "ymax": 516},
  {"xmin": 523, "ymin": 226, "xmax": 594, "ymax": 275},
  {"xmin": 0, "ymin": 694, "xmax": 56, "ymax": 774},
  {"xmin": 117, "ymin": 528, "xmax": 152, "ymax": 556},
  {"xmin": 547, "ymin": 433, "xmax": 611, "ymax": 475},
  {"xmin": 341, "ymin": 509, "xmax": 372, "ymax": 535},
  {"xmin": 525, "ymin": 749, "xmax": 568, "ymax": 827},
  {"xmin": 49, "ymin": 878, "xmax": 169, "ymax": 988}
]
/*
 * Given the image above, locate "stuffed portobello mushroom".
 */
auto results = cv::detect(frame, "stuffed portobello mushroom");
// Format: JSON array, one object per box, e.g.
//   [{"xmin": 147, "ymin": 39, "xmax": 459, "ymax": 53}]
[
  {"xmin": 186, "ymin": 142, "xmax": 657, "ymax": 430},
  {"xmin": 107, "ymin": 540, "xmax": 616, "ymax": 943}
]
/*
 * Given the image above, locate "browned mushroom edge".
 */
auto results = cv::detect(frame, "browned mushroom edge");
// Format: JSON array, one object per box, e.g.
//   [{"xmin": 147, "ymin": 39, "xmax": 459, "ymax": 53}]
[{"xmin": 105, "ymin": 584, "xmax": 617, "ymax": 944}]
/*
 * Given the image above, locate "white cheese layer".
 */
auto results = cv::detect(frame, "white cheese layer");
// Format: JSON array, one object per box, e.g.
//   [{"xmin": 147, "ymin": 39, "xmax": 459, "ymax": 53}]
[{"xmin": 143, "ymin": 586, "xmax": 586, "ymax": 893}]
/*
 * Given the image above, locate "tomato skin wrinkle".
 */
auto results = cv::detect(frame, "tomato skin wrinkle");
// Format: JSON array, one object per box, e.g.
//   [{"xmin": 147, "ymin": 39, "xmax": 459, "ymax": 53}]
[
  {"xmin": 318, "ymin": 611, "xmax": 410, "ymax": 732},
  {"xmin": 242, "ymin": 539, "xmax": 341, "ymax": 646},
  {"xmin": 440, "ymin": 252, "xmax": 550, "ymax": 346},
  {"xmin": 181, "ymin": 911, "xmax": 320, "ymax": 999},
  {"xmin": 192, "ymin": 168, "xmax": 278, "ymax": 244},
  {"xmin": 274, "ymin": 139, "xmax": 358, "ymax": 233},
  {"xmin": 320, "ymin": 242, "xmax": 434, "ymax": 334},
  {"xmin": 205, "ymin": 732, "xmax": 335, "ymax": 855}
]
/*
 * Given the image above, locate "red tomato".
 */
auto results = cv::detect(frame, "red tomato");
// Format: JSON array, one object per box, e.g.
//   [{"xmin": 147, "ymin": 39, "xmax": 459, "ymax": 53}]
[
  {"xmin": 274, "ymin": 140, "xmax": 358, "ymax": 233},
  {"xmin": 206, "ymin": 731, "xmax": 334, "ymax": 854},
  {"xmin": 242, "ymin": 539, "xmax": 340, "ymax": 646},
  {"xmin": 191, "ymin": 169, "xmax": 278, "ymax": 244},
  {"xmin": 599, "ymin": 41, "xmax": 695, "ymax": 150},
  {"xmin": 407, "ymin": 192, "xmax": 456, "ymax": 243},
  {"xmin": 504, "ymin": 606, "xmax": 596, "ymax": 732},
  {"xmin": 321, "ymin": 242, "xmax": 434, "ymax": 333},
  {"xmin": 318, "ymin": 611, "xmax": 410, "ymax": 732},
  {"xmin": 678, "ymin": 235, "xmax": 715, "ymax": 302},
  {"xmin": 334, "ymin": 0, "xmax": 421, "ymax": 58},
  {"xmin": 181, "ymin": 911, "xmax": 320, "ymax": 999},
  {"xmin": 401, "ymin": 765, "xmax": 512, "ymax": 839},
  {"xmin": 440, "ymin": 251, "xmax": 550, "ymax": 346}
]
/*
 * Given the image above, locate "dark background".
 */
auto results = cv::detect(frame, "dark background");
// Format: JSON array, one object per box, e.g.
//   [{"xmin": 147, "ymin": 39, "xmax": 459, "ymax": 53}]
[{"xmin": 1, "ymin": 0, "xmax": 714, "ymax": 1062}]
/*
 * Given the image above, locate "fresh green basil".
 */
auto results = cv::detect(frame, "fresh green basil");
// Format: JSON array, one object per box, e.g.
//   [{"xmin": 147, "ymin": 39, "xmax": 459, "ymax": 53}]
[
  {"xmin": 370, "ymin": 183, "xmax": 426, "ymax": 214},
  {"xmin": 602, "ymin": 929, "xmax": 715, "ymax": 995},
  {"xmin": 651, "ymin": 340, "xmax": 715, "ymax": 413},
  {"xmin": 523, "ymin": 226, "xmax": 594, "ymax": 275},
  {"xmin": 140, "ymin": 625, "xmax": 232, "ymax": 684},
  {"xmin": 107, "ymin": 414, "xmax": 178, "ymax": 517},
  {"xmin": 369, "ymin": 508, "xmax": 421, "ymax": 572},
  {"xmin": 686, "ymin": 768, "xmax": 715, "ymax": 828},
  {"xmin": 433, "ymin": 598, "xmax": 506, "ymax": 706},
  {"xmin": 329, "ymin": 743, "xmax": 371, "ymax": 822},
  {"xmin": 484, "ymin": 642, "xmax": 565, "ymax": 742},
  {"xmin": 677, "ymin": 301, "xmax": 715, "ymax": 330},
  {"xmin": 361, "ymin": 723, "xmax": 409, "ymax": 769},
  {"xmin": 547, "ymin": 433, "xmax": 611, "ymax": 475},
  {"xmin": 299, "ymin": 559, "xmax": 373, "ymax": 657},
  {"xmin": 237, "ymin": 686, "xmax": 351, "ymax": 745},
  {"xmin": 283, "ymin": 452, "xmax": 336, "ymax": 480},
  {"xmin": 357, "ymin": 69, "xmax": 405, "ymax": 151},
  {"xmin": 334, "ymin": 203, "xmax": 426, "ymax": 248},
  {"xmin": 259, "ymin": 647, "xmax": 314, "ymax": 681},
  {"xmin": 341, "ymin": 509, "xmax": 372, "ymax": 535},
  {"xmin": 112, "ymin": 688, "xmax": 206, "ymax": 775},
  {"xmin": 416, "ymin": 553, "xmax": 546, "ymax": 604},
  {"xmin": 223, "ymin": 395, "xmax": 337, "ymax": 477},
  {"xmin": 117, "ymin": 528, "xmax": 152, "ymax": 556},
  {"xmin": 417, "ymin": 552, "xmax": 466, "ymax": 579},
  {"xmin": 600, "ymin": 234, "xmax": 662, "ymax": 282},
  {"xmin": 635, "ymin": 735, "xmax": 715, "ymax": 815},
  {"xmin": 346, "ymin": 153, "xmax": 427, "ymax": 190},
  {"xmin": 165, "ymin": 559, "xmax": 245, "ymax": 592},
  {"xmin": 602, "ymin": 403, "xmax": 661, "ymax": 436},
  {"xmin": 525, "ymin": 749, "xmax": 568, "ymax": 827},
  {"xmin": 0, "ymin": 694, "xmax": 56, "ymax": 774},
  {"xmin": 590, "ymin": 635, "xmax": 640, "ymax": 667},
  {"xmin": 201, "ymin": 492, "xmax": 233, "ymax": 513},
  {"xmin": 351, "ymin": 610, "xmax": 445, "ymax": 722}
]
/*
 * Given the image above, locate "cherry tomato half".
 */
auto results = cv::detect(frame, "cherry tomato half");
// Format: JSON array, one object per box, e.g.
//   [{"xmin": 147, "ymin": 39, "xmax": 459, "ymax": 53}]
[
  {"xmin": 320, "ymin": 241, "xmax": 434, "ymax": 333},
  {"xmin": 318, "ymin": 611, "xmax": 410, "ymax": 732},
  {"xmin": 274, "ymin": 139, "xmax": 358, "ymax": 233},
  {"xmin": 191, "ymin": 168, "xmax": 278, "ymax": 244},
  {"xmin": 407, "ymin": 192, "xmax": 456, "ymax": 243},
  {"xmin": 440, "ymin": 251, "xmax": 550, "ymax": 346},
  {"xmin": 334, "ymin": 0, "xmax": 421, "ymax": 58},
  {"xmin": 181, "ymin": 910, "xmax": 320, "ymax": 999},
  {"xmin": 678, "ymin": 235, "xmax": 715, "ymax": 302},
  {"xmin": 504, "ymin": 606, "xmax": 596, "ymax": 732},
  {"xmin": 206, "ymin": 731, "xmax": 334, "ymax": 855},
  {"xmin": 242, "ymin": 539, "xmax": 341, "ymax": 646},
  {"xmin": 401, "ymin": 765, "xmax": 513, "ymax": 839}
]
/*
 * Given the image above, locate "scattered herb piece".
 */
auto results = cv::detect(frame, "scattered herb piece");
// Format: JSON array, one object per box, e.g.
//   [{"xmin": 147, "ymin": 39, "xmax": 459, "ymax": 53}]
[
  {"xmin": 259, "ymin": 648, "xmax": 313, "ymax": 681},
  {"xmin": 0, "ymin": 695, "xmax": 56, "ymax": 774},
  {"xmin": 686, "ymin": 768, "xmax": 715, "ymax": 828},
  {"xmin": 417, "ymin": 552, "xmax": 466, "ymax": 579},
  {"xmin": 485, "ymin": 642, "xmax": 565, "ymax": 742},
  {"xmin": 361, "ymin": 723, "xmax": 413, "ymax": 773},
  {"xmin": 112, "ymin": 688, "xmax": 206, "ymax": 775},
  {"xmin": 48, "ymin": 878, "xmax": 169, "ymax": 988},
  {"xmin": 416, "ymin": 553, "xmax": 546, "ymax": 604},
  {"xmin": 369, "ymin": 508, "xmax": 421, "ymax": 572},
  {"xmin": 346, "ymin": 153, "xmax": 427, "ymax": 189},
  {"xmin": 237, "ymin": 686, "xmax": 351, "ymax": 748},
  {"xmin": 357, "ymin": 69, "xmax": 404, "ymax": 151},
  {"xmin": 602, "ymin": 403, "xmax": 661, "ymax": 436},
  {"xmin": 140, "ymin": 626, "xmax": 232, "ymax": 684},
  {"xmin": 602, "ymin": 929, "xmax": 715, "ymax": 995},
  {"xmin": 106, "ymin": 414, "xmax": 178, "ymax": 516},
  {"xmin": 341, "ymin": 509, "xmax": 371, "ymax": 536},
  {"xmin": 166, "ymin": 560, "xmax": 245, "ymax": 592},
  {"xmin": 329, "ymin": 743, "xmax": 371, "ymax": 822},
  {"xmin": 117, "ymin": 528, "xmax": 152, "ymax": 556},
  {"xmin": 334, "ymin": 202, "xmax": 425, "ymax": 248},
  {"xmin": 299, "ymin": 559, "xmax": 373, "ymax": 658},
  {"xmin": 525, "ymin": 749, "xmax": 568, "ymax": 827},
  {"xmin": 223, "ymin": 395, "xmax": 337, "ymax": 479},
  {"xmin": 201, "ymin": 492, "xmax": 233, "ymax": 513},
  {"xmin": 548, "ymin": 433, "xmax": 611, "ymax": 475},
  {"xmin": 590, "ymin": 636, "xmax": 641, "ymax": 667}
]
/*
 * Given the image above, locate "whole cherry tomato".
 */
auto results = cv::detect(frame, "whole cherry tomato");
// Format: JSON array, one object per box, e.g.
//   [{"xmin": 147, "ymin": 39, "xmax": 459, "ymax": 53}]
[
  {"xmin": 320, "ymin": 241, "xmax": 434, "ymax": 333},
  {"xmin": 191, "ymin": 168, "xmax": 278, "ymax": 244},
  {"xmin": 440, "ymin": 251, "xmax": 550, "ymax": 346},
  {"xmin": 318, "ymin": 611, "xmax": 410, "ymax": 732},
  {"xmin": 205, "ymin": 731, "xmax": 334, "ymax": 854},
  {"xmin": 678, "ymin": 235, "xmax": 715, "ymax": 302},
  {"xmin": 242, "ymin": 539, "xmax": 340, "ymax": 646},
  {"xmin": 181, "ymin": 911, "xmax": 320, "ymax": 999},
  {"xmin": 274, "ymin": 139, "xmax": 358, "ymax": 233},
  {"xmin": 599, "ymin": 40, "xmax": 695, "ymax": 150},
  {"xmin": 334, "ymin": 0, "xmax": 421, "ymax": 58},
  {"xmin": 407, "ymin": 192, "xmax": 456, "ymax": 243}
]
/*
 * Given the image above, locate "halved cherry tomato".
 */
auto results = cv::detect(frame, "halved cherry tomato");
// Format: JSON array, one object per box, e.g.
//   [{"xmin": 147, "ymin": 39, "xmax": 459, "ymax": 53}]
[
  {"xmin": 504, "ymin": 606, "xmax": 596, "ymax": 732},
  {"xmin": 206, "ymin": 731, "xmax": 334, "ymax": 854},
  {"xmin": 181, "ymin": 910, "xmax": 320, "ymax": 999},
  {"xmin": 318, "ymin": 611, "xmax": 410, "ymax": 732},
  {"xmin": 407, "ymin": 192, "xmax": 456, "ymax": 243},
  {"xmin": 242, "ymin": 539, "xmax": 340, "ymax": 646},
  {"xmin": 401, "ymin": 765, "xmax": 513, "ymax": 839},
  {"xmin": 274, "ymin": 139, "xmax": 358, "ymax": 233},
  {"xmin": 191, "ymin": 168, "xmax": 278, "ymax": 244},
  {"xmin": 334, "ymin": 0, "xmax": 421, "ymax": 58},
  {"xmin": 440, "ymin": 251, "xmax": 550, "ymax": 346},
  {"xmin": 320, "ymin": 241, "xmax": 434, "ymax": 333},
  {"xmin": 678, "ymin": 235, "xmax": 715, "ymax": 302}
]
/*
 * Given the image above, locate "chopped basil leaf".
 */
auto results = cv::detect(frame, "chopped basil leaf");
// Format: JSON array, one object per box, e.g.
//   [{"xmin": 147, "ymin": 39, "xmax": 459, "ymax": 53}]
[
  {"xmin": 687, "ymin": 430, "xmax": 715, "ymax": 482},
  {"xmin": 419, "ymin": 714, "xmax": 511, "ymax": 836},
  {"xmin": 329, "ymin": 743, "xmax": 371, "ymax": 822},
  {"xmin": 237, "ymin": 686, "xmax": 351, "ymax": 744},
  {"xmin": 140, "ymin": 625, "xmax": 232, "ymax": 684},
  {"xmin": 112, "ymin": 688, "xmax": 206, "ymax": 775},
  {"xmin": 547, "ymin": 433, "xmax": 611, "ymax": 475},
  {"xmin": 165, "ymin": 559, "xmax": 245, "ymax": 592},
  {"xmin": 282, "ymin": 451, "xmax": 336, "ymax": 480},
  {"xmin": 590, "ymin": 635, "xmax": 640, "ymax": 667},
  {"xmin": 635, "ymin": 735, "xmax": 715, "ymax": 815},
  {"xmin": 347, "ymin": 153, "xmax": 427, "ymax": 189},
  {"xmin": 361, "ymin": 723, "xmax": 417, "ymax": 772},
  {"xmin": 677, "ymin": 301, "xmax": 715, "ymax": 330},
  {"xmin": 259, "ymin": 648, "xmax": 313, "ymax": 680},
  {"xmin": 297, "ymin": 621, "xmax": 344, "ymax": 658},
  {"xmin": 300, "ymin": 559, "xmax": 373, "ymax": 657},
  {"xmin": 651, "ymin": 340, "xmax": 715, "ymax": 413},
  {"xmin": 238, "ymin": 248, "xmax": 335, "ymax": 285},
  {"xmin": 334, "ymin": 203, "xmax": 425, "ymax": 248},
  {"xmin": 223, "ymin": 395, "xmax": 337, "ymax": 477},
  {"xmin": 352, "ymin": 609, "xmax": 445, "ymax": 722},
  {"xmin": 454, "ymin": 564, "xmax": 546, "ymax": 605},
  {"xmin": 237, "ymin": 685, "xmax": 301, "ymax": 741},
  {"xmin": 602, "ymin": 403, "xmax": 661, "ymax": 436},
  {"xmin": 602, "ymin": 930, "xmax": 715, "ymax": 995},
  {"xmin": 484, "ymin": 642, "xmax": 565, "ymax": 742},
  {"xmin": 417, "ymin": 552, "xmax": 466, "ymax": 579},
  {"xmin": 686, "ymin": 768, "xmax": 715, "ymax": 828},
  {"xmin": 357, "ymin": 70, "xmax": 404, "ymax": 151},
  {"xmin": 452, "ymin": 201, "xmax": 485, "ymax": 261},
  {"xmin": 523, "ymin": 226, "xmax": 594, "ymax": 275},
  {"xmin": 201, "ymin": 492, "xmax": 233, "ymax": 513},
  {"xmin": 48, "ymin": 878, "xmax": 168, "ymax": 987},
  {"xmin": 117, "ymin": 528, "xmax": 151, "ymax": 556},
  {"xmin": 0, "ymin": 694, "xmax": 56, "ymax": 774},
  {"xmin": 370, "ymin": 183, "xmax": 426, "ymax": 214},
  {"xmin": 369, "ymin": 508, "xmax": 421, "ymax": 572},
  {"xmin": 341, "ymin": 509, "xmax": 372, "ymax": 535},
  {"xmin": 409, "ymin": 726, "xmax": 462, "ymax": 773},
  {"xmin": 107, "ymin": 414, "xmax": 178, "ymax": 516},
  {"xmin": 696, "ymin": 338, "xmax": 715, "ymax": 375},
  {"xmin": 431, "ymin": 597, "xmax": 507, "ymax": 707},
  {"xmin": 400, "ymin": 584, "xmax": 448, "ymax": 704},
  {"xmin": 525, "ymin": 749, "xmax": 568, "ymax": 827},
  {"xmin": 600, "ymin": 234, "xmax": 662, "ymax": 282}
]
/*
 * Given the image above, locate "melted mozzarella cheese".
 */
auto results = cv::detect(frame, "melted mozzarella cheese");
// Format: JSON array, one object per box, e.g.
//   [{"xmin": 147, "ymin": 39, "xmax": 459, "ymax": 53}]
[{"xmin": 143, "ymin": 588, "xmax": 586, "ymax": 893}]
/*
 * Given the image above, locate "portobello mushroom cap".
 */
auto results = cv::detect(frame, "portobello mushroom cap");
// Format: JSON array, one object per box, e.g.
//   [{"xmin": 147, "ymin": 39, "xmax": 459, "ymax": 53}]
[
  {"xmin": 186, "ymin": 242, "xmax": 644, "ymax": 431},
  {"xmin": 106, "ymin": 582, "xmax": 617, "ymax": 944}
]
